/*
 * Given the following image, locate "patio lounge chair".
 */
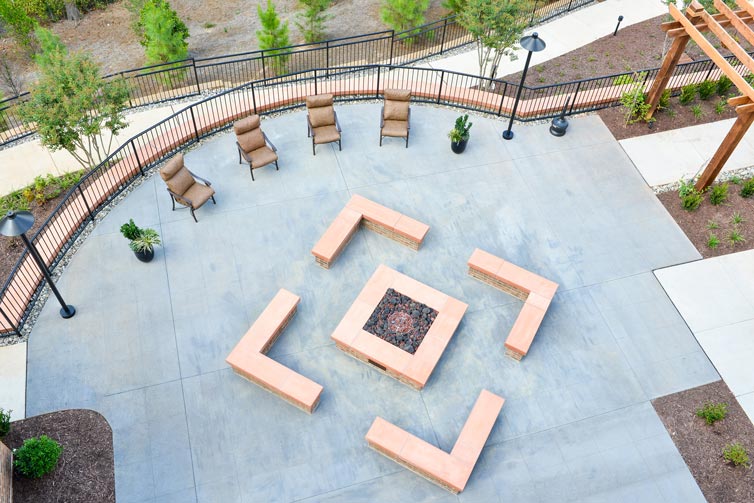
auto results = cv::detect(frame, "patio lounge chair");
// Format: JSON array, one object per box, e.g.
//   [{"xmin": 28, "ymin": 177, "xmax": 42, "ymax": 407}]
[
  {"xmin": 234, "ymin": 115, "xmax": 279, "ymax": 181},
  {"xmin": 380, "ymin": 89, "xmax": 411, "ymax": 147},
  {"xmin": 159, "ymin": 153, "xmax": 216, "ymax": 223},
  {"xmin": 306, "ymin": 93, "xmax": 341, "ymax": 155}
]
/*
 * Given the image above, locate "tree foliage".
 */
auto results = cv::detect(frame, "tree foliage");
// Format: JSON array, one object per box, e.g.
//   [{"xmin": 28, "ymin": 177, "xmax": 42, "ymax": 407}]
[
  {"xmin": 257, "ymin": 0, "xmax": 291, "ymax": 74},
  {"xmin": 0, "ymin": 0, "xmax": 38, "ymax": 48},
  {"xmin": 18, "ymin": 40, "xmax": 130, "ymax": 170},
  {"xmin": 380, "ymin": 0, "xmax": 429, "ymax": 34},
  {"xmin": 32, "ymin": 26, "xmax": 66, "ymax": 69},
  {"xmin": 458, "ymin": 0, "xmax": 530, "ymax": 81},
  {"xmin": 295, "ymin": 0, "xmax": 331, "ymax": 44},
  {"xmin": 138, "ymin": 0, "xmax": 189, "ymax": 65},
  {"xmin": 441, "ymin": 0, "xmax": 466, "ymax": 15}
]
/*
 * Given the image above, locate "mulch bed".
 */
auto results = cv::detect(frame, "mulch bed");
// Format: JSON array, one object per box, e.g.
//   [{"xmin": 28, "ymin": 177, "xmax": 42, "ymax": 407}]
[
  {"xmin": 652, "ymin": 380, "xmax": 754, "ymax": 503},
  {"xmin": 658, "ymin": 182, "xmax": 754, "ymax": 258},
  {"xmin": 2, "ymin": 409, "xmax": 115, "ymax": 503},
  {"xmin": 363, "ymin": 288, "xmax": 437, "ymax": 354}
]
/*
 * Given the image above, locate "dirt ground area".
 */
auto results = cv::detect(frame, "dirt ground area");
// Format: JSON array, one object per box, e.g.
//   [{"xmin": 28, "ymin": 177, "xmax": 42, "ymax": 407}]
[{"xmin": 0, "ymin": 0, "xmax": 447, "ymax": 89}]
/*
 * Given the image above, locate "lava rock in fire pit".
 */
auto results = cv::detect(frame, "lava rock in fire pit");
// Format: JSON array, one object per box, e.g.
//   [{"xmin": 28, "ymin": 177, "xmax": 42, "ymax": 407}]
[{"xmin": 363, "ymin": 288, "xmax": 438, "ymax": 354}]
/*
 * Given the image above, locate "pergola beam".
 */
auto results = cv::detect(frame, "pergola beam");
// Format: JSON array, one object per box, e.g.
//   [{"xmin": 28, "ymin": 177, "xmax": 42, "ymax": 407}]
[
  {"xmin": 663, "ymin": 9, "xmax": 753, "ymax": 37},
  {"xmin": 735, "ymin": 0, "xmax": 754, "ymax": 19},
  {"xmin": 647, "ymin": 35, "xmax": 691, "ymax": 118},
  {"xmin": 714, "ymin": 0, "xmax": 754, "ymax": 47},
  {"xmin": 669, "ymin": 2, "xmax": 754, "ymax": 102},
  {"xmin": 695, "ymin": 106, "xmax": 754, "ymax": 190},
  {"xmin": 700, "ymin": 8, "xmax": 754, "ymax": 75}
]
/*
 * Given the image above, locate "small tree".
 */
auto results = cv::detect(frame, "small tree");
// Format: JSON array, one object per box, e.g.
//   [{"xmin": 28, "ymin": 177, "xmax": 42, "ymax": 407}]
[
  {"xmin": 19, "ymin": 41, "xmax": 130, "ymax": 170},
  {"xmin": 32, "ymin": 27, "xmax": 67, "ymax": 69},
  {"xmin": 0, "ymin": 0, "xmax": 38, "ymax": 49},
  {"xmin": 380, "ymin": 0, "xmax": 429, "ymax": 34},
  {"xmin": 459, "ymin": 0, "xmax": 530, "ymax": 81},
  {"xmin": 138, "ymin": 0, "xmax": 189, "ymax": 65},
  {"xmin": 257, "ymin": 0, "xmax": 291, "ymax": 74},
  {"xmin": 442, "ymin": 0, "xmax": 466, "ymax": 15},
  {"xmin": 295, "ymin": 0, "xmax": 331, "ymax": 44}
]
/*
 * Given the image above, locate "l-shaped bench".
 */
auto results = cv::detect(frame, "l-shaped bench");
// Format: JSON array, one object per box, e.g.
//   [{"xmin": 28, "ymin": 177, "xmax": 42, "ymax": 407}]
[
  {"xmin": 226, "ymin": 289, "xmax": 323, "ymax": 413},
  {"xmin": 311, "ymin": 194, "xmax": 429, "ymax": 268},
  {"xmin": 366, "ymin": 389, "xmax": 504, "ymax": 493},
  {"xmin": 467, "ymin": 248, "xmax": 559, "ymax": 360}
]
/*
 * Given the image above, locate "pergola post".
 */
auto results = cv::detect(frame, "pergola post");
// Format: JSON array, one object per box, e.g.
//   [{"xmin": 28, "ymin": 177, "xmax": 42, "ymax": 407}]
[
  {"xmin": 646, "ymin": 35, "xmax": 690, "ymax": 119},
  {"xmin": 695, "ymin": 106, "xmax": 754, "ymax": 190}
]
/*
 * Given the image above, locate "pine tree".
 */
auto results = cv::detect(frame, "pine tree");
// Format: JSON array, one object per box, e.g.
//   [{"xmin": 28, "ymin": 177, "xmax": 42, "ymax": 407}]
[{"xmin": 257, "ymin": 0, "xmax": 291, "ymax": 74}]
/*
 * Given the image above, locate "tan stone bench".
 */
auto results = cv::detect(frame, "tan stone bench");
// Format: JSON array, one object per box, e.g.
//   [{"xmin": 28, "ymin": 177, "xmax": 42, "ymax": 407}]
[
  {"xmin": 365, "ymin": 389, "xmax": 504, "ymax": 494},
  {"xmin": 467, "ymin": 248, "xmax": 558, "ymax": 360},
  {"xmin": 226, "ymin": 289, "xmax": 323, "ymax": 413},
  {"xmin": 311, "ymin": 194, "xmax": 429, "ymax": 268}
]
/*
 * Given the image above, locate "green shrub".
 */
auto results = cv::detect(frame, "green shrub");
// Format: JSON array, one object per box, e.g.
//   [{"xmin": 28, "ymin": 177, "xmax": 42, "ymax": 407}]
[
  {"xmin": 715, "ymin": 99, "xmax": 727, "ymax": 115},
  {"xmin": 658, "ymin": 89, "xmax": 671, "ymax": 111},
  {"xmin": 380, "ymin": 0, "xmax": 429, "ymax": 35},
  {"xmin": 707, "ymin": 234, "xmax": 720, "ymax": 249},
  {"xmin": 723, "ymin": 443, "xmax": 750, "ymax": 467},
  {"xmin": 698, "ymin": 80, "xmax": 716, "ymax": 100},
  {"xmin": 0, "ymin": 0, "xmax": 38, "ymax": 48},
  {"xmin": 678, "ymin": 178, "xmax": 697, "ymax": 198},
  {"xmin": 740, "ymin": 178, "xmax": 754, "ymax": 198},
  {"xmin": 13, "ymin": 435, "xmax": 63, "ymax": 478},
  {"xmin": 613, "ymin": 71, "xmax": 648, "ymax": 87},
  {"xmin": 729, "ymin": 229, "xmax": 745, "ymax": 245},
  {"xmin": 0, "ymin": 408, "xmax": 11, "ymax": 437},
  {"xmin": 717, "ymin": 75, "xmax": 733, "ymax": 96},
  {"xmin": 682, "ymin": 190, "xmax": 703, "ymax": 211},
  {"xmin": 696, "ymin": 402, "xmax": 727, "ymax": 424},
  {"xmin": 295, "ymin": 0, "xmax": 331, "ymax": 43},
  {"xmin": 256, "ymin": 0, "xmax": 291, "ymax": 74},
  {"xmin": 138, "ymin": 0, "xmax": 189, "ymax": 66},
  {"xmin": 730, "ymin": 175, "xmax": 742, "ymax": 185},
  {"xmin": 709, "ymin": 183, "xmax": 728, "ymax": 205},
  {"xmin": 442, "ymin": 0, "xmax": 465, "ymax": 13},
  {"xmin": 691, "ymin": 104, "xmax": 704, "ymax": 119},
  {"xmin": 732, "ymin": 212, "xmax": 744, "ymax": 225},
  {"xmin": 120, "ymin": 218, "xmax": 142, "ymax": 240},
  {"xmin": 619, "ymin": 83, "xmax": 650, "ymax": 124},
  {"xmin": 679, "ymin": 84, "xmax": 697, "ymax": 105}
]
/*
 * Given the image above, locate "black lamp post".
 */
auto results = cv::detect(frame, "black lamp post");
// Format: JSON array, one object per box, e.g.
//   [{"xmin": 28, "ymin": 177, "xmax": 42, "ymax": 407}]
[
  {"xmin": 503, "ymin": 32, "xmax": 546, "ymax": 140},
  {"xmin": 0, "ymin": 211, "xmax": 75, "ymax": 319},
  {"xmin": 614, "ymin": 15, "xmax": 624, "ymax": 36}
]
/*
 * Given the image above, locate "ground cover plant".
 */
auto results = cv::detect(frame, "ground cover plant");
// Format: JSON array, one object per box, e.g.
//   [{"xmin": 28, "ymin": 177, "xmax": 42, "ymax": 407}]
[{"xmin": 653, "ymin": 380, "xmax": 754, "ymax": 503}]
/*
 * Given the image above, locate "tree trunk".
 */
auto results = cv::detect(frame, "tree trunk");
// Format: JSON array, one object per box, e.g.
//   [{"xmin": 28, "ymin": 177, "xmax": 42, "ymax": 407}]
[{"xmin": 65, "ymin": 2, "xmax": 82, "ymax": 21}]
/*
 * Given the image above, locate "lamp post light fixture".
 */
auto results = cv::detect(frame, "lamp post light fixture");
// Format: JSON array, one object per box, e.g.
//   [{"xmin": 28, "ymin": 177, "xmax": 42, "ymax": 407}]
[
  {"xmin": 614, "ymin": 15, "xmax": 624, "ymax": 36},
  {"xmin": 502, "ymin": 32, "xmax": 546, "ymax": 141},
  {"xmin": 0, "ymin": 211, "xmax": 75, "ymax": 319}
]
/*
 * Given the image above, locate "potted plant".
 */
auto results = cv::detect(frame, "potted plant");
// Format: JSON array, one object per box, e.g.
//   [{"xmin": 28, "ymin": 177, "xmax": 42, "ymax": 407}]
[
  {"xmin": 120, "ymin": 219, "xmax": 161, "ymax": 262},
  {"xmin": 448, "ymin": 114, "xmax": 473, "ymax": 154}
]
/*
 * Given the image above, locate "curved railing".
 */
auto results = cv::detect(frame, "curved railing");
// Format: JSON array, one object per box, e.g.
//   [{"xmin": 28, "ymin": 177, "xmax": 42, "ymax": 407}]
[
  {"xmin": 0, "ymin": 57, "xmax": 748, "ymax": 337},
  {"xmin": 0, "ymin": 0, "xmax": 593, "ymax": 146}
]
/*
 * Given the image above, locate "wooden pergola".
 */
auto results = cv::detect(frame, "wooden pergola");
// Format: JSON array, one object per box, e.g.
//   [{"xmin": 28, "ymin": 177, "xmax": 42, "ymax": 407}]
[{"xmin": 647, "ymin": 0, "xmax": 754, "ymax": 190}]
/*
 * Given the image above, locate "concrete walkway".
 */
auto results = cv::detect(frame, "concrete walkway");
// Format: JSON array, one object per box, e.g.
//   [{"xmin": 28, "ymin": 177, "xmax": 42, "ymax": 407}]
[
  {"xmin": 418, "ymin": 0, "xmax": 666, "ymax": 78},
  {"xmin": 656, "ymin": 250, "xmax": 754, "ymax": 424}
]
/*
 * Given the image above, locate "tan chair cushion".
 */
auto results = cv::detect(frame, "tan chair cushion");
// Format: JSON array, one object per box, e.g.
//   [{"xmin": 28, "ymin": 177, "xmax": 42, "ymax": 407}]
[
  {"xmin": 237, "ymin": 128, "xmax": 266, "ymax": 153},
  {"xmin": 384, "ymin": 100, "xmax": 409, "ymax": 121},
  {"xmin": 182, "ymin": 182, "xmax": 215, "ymax": 209},
  {"xmin": 160, "ymin": 153, "xmax": 184, "ymax": 181},
  {"xmin": 249, "ymin": 146, "xmax": 279, "ymax": 168},
  {"xmin": 384, "ymin": 89, "xmax": 411, "ymax": 102},
  {"xmin": 234, "ymin": 115, "xmax": 261, "ymax": 135},
  {"xmin": 381, "ymin": 119, "xmax": 408, "ymax": 138},
  {"xmin": 312, "ymin": 125, "xmax": 341, "ymax": 144},
  {"xmin": 309, "ymin": 107, "xmax": 335, "ymax": 128},
  {"xmin": 306, "ymin": 94, "xmax": 334, "ymax": 109},
  {"xmin": 165, "ymin": 166, "xmax": 195, "ymax": 196}
]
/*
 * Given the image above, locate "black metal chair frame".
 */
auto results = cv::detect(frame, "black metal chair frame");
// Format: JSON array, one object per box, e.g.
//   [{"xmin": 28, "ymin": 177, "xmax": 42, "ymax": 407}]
[
  {"xmin": 165, "ymin": 169, "xmax": 216, "ymax": 223},
  {"xmin": 379, "ymin": 107, "xmax": 411, "ymax": 148},
  {"xmin": 236, "ymin": 132, "xmax": 279, "ymax": 181},
  {"xmin": 307, "ymin": 111, "xmax": 342, "ymax": 155}
]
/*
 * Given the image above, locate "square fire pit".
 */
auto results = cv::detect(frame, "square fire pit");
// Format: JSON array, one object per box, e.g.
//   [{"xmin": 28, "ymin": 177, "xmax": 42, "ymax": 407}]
[{"xmin": 331, "ymin": 265, "xmax": 468, "ymax": 389}]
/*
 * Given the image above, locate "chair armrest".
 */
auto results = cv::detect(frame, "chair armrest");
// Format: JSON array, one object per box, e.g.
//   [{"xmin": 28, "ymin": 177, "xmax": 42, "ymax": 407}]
[
  {"xmin": 307, "ymin": 114, "xmax": 313, "ymax": 136},
  {"xmin": 166, "ymin": 187, "xmax": 194, "ymax": 207},
  {"xmin": 407, "ymin": 107, "xmax": 411, "ymax": 130},
  {"xmin": 236, "ymin": 141, "xmax": 253, "ymax": 162},
  {"xmin": 187, "ymin": 169, "xmax": 212, "ymax": 187},
  {"xmin": 263, "ymin": 132, "xmax": 278, "ymax": 152},
  {"xmin": 334, "ymin": 111, "xmax": 342, "ymax": 132},
  {"xmin": 380, "ymin": 106, "xmax": 385, "ymax": 128}
]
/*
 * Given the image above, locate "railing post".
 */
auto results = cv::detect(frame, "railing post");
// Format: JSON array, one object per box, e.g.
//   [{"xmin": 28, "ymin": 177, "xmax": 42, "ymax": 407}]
[
  {"xmin": 326, "ymin": 40, "xmax": 330, "ymax": 76},
  {"xmin": 440, "ymin": 18, "xmax": 448, "ymax": 55},
  {"xmin": 192, "ymin": 59, "xmax": 201, "ymax": 94},
  {"xmin": 530, "ymin": 0, "xmax": 538, "ymax": 26},
  {"xmin": 437, "ymin": 71, "xmax": 444, "ymax": 104},
  {"xmin": 130, "ymin": 141, "xmax": 144, "ymax": 176},
  {"xmin": 376, "ymin": 66, "xmax": 381, "ymax": 98},
  {"xmin": 569, "ymin": 81, "xmax": 582, "ymax": 114},
  {"xmin": 251, "ymin": 81, "xmax": 258, "ymax": 115},
  {"xmin": 314, "ymin": 69, "xmax": 318, "ymax": 96},
  {"xmin": 77, "ymin": 186, "xmax": 95, "ymax": 221},
  {"xmin": 497, "ymin": 82, "xmax": 508, "ymax": 116},
  {"xmin": 261, "ymin": 52, "xmax": 267, "ymax": 81},
  {"xmin": 389, "ymin": 31, "xmax": 395, "ymax": 66},
  {"xmin": 0, "ymin": 305, "xmax": 20, "ymax": 337},
  {"xmin": 189, "ymin": 107, "xmax": 200, "ymax": 142},
  {"xmin": 703, "ymin": 61, "xmax": 715, "ymax": 82},
  {"xmin": 121, "ymin": 71, "xmax": 133, "ymax": 108},
  {"xmin": 568, "ymin": 0, "xmax": 574, "ymax": 11}
]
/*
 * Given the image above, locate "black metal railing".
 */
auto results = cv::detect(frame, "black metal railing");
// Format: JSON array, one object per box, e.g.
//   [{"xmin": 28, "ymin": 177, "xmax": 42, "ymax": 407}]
[{"xmin": 0, "ymin": 0, "xmax": 594, "ymax": 146}]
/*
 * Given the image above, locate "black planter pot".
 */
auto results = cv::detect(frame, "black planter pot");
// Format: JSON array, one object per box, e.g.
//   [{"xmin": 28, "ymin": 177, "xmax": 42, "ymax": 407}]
[
  {"xmin": 450, "ymin": 138, "xmax": 468, "ymax": 154},
  {"xmin": 134, "ymin": 248, "xmax": 154, "ymax": 263}
]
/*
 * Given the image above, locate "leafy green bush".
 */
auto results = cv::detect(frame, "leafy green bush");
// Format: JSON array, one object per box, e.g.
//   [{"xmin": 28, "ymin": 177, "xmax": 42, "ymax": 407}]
[
  {"xmin": 613, "ymin": 71, "xmax": 648, "ymax": 87},
  {"xmin": 256, "ymin": 0, "xmax": 291, "ymax": 74},
  {"xmin": 381, "ymin": 0, "xmax": 430, "ymax": 34},
  {"xmin": 679, "ymin": 84, "xmax": 697, "ymax": 105},
  {"xmin": 678, "ymin": 178, "xmax": 697, "ymax": 198},
  {"xmin": 691, "ymin": 104, "xmax": 704, "ymax": 119},
  {"xmin": 709, "ymin": 183, "xmax": 728, "ymax": 205},
  {"xmin": 723, "ymin": 443, "xmax": 751, "ymax": 467},
  {"xmin": 619, "ymin": 83, "xmax": 650, "ymax": 124},
  {"xmin": 658, "ymin": 89, "xmax": 671, "ymax": 111},
  {"xmin": 138, "ymin": 0, "xmax": 189, "ymax": 67},
  {"xmin": 695, "ymin": 402, "xmax": 727, "ymax": 425},
  {"xmin": 442, "ymin": 0, "xmax": 466, "ymax": 13},
  {"xmin": 698, "ymin": 80, "xmax": 716, "ymax": 100},
  {"xmin": 0, "ymin": 0, "xmax": 38, "ymax": 48},
  {"xmin": 707, "ymin": 234, "xmax": 720, "ymax": 249},
  {"xmin": 729, "ymin": 229, "xmax": 745, "ymax": 245},
  {"xmin": 717, "ymin": 75, "xmax": 733, "ymax": 96},
  {"xmin": 120, "ymin": 218, "xmax": 142, "ymax": 240},
  {"xmin": 740, "ymin": 178, "xmax": 754, "ymax": 198},
  {"xmin": 13, "ymin": 435, "xmax": 63, "ymax": 478},
  {"xmin": 715, "ymin": 99, "xmax": 727, "ymax": 115},
  {"xmin": 0, "ymin": 408, "xmax": 11, "ymax": 437},
  {"xmin": 682, "ymin": 190, "xmax": 703, "ymax": 211},
  {"xmin": 295, "ymin": 0, "xmax": 331, "ymax": 43}
]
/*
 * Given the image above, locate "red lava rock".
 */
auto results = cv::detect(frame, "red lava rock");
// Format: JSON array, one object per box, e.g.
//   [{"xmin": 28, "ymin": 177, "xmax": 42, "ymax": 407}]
[{"xmin": 363, "ymin": 288, "xmax": 437, "ymax": 354}]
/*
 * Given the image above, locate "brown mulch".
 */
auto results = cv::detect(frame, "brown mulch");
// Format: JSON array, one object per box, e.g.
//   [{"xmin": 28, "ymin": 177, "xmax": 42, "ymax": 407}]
[
  {"xmin": 597, "ymin": 92, "xmax": 738, "ymax": 141},
  {"xmin": 658, "ymin": 181, "xmax": 754, "ymax": 258},
  {"xmin": 652, "ymin": 380, "xmax": 754, "ymax": 503},
  {"xmin": 2, "ymin": 409, "xmax": 115, "ymax": 503}
]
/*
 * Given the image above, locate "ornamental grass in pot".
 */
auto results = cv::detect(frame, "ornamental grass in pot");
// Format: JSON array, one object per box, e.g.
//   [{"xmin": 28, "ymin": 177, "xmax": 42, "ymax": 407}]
[
  {"xmin": 448, "ymin": 114, "xmax": 473, "ymax": 154},
  {"xmin": 120, "ymin": 219, "xmax": 161, "ymax": 262}
]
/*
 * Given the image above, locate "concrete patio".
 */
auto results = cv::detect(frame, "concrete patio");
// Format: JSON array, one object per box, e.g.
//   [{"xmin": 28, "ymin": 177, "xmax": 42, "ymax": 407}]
[{"xmin": 25, "ymin": 105, "xmax": 719, "ymax": 502}]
